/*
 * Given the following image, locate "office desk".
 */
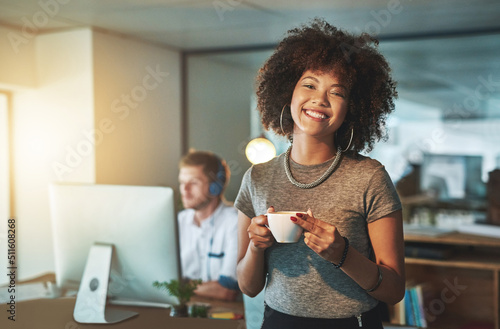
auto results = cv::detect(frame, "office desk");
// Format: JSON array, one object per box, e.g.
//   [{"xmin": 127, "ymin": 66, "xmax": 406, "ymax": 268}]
[
  {"xmin": 1, "ymin": 273, "xmax": 246, "ymax": 329},
  {"xmin": 1, "ymin": 297, "xmax": 246, "ymax": 329}
]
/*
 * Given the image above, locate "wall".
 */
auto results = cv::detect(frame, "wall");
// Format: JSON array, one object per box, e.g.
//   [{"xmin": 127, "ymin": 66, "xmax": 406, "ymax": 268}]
[
  {"xmin": 1, "ymin": 27, "xmax": 182, "ymax": 283},
  {"xmin": 92, "ymin": 31, "xmax": 182, "ymax": 188},
  {"xmin": 9, "ymin": 29, "xmax": 95, "ymax": 281},
  {"xmin": 0, "ymin": 93, "xmax": 9, "ymax": 281},
  {"xmin": 0, "ymin": 25, "xmax": 36, "ymax": 89},
  {"xmin": 187, "ymin": 56, "xmax": 254, "ymax": 201}
]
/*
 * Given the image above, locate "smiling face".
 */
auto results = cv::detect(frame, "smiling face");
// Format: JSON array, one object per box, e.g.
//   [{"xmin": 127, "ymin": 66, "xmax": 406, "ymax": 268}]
[{"xmin": 290, "ymin": 69, "xmax": 349, "ymax": 143}]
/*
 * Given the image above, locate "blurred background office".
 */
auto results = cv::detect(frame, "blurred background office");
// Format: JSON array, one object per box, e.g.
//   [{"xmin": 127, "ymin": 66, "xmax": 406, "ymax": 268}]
[{"xmin": 0, "ymin": 0, "xmax": 499, "ymax": 289}]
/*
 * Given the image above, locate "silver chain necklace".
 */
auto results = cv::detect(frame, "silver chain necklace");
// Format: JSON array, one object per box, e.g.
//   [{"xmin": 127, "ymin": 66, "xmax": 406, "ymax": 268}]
[{"xmin": 283, "ymin": 146, "xmax": 343, "ymax": 189}]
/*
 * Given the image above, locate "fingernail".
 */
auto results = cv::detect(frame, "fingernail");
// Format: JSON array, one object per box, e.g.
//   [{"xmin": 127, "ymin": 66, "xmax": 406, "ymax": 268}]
[
  {"xmin": 296, "ymin": 213, "xmax": 303, "ymax": 217},
  {"xmin": 290, "ymin": 216, "xmax": 297, "ymax": 222}
]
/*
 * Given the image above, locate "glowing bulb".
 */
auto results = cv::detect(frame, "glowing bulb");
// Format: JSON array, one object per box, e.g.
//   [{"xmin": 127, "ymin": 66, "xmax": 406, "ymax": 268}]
[{"xmin": 245, "ymin": 138, "xmax": 276, "ymax": 165}]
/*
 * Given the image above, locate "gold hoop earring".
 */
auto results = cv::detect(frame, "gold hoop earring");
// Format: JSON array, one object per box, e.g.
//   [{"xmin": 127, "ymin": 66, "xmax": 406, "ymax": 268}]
[
  {"xmin": 339, "ymin": 128, "xmax": 354, "ymax": 152},
  {"xmin": 280, "ymin": 104, "xmax": 288, "ymax": 136}
]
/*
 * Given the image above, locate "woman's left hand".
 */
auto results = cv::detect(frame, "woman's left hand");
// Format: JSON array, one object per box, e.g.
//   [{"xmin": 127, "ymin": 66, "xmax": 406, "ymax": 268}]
[{"xmin": 292, "ymin": 209, "xmax": 346, "ymax": 264}]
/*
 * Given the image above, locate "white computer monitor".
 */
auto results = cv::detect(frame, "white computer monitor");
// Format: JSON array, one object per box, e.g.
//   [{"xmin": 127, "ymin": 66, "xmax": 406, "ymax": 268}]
[
  {"xmin": 420, "ymin": 153, "xmax": 486, "ymax": 201},
  {"xmin": 48, "ymin": 183, "xmax": 180, "ymax": 308}
]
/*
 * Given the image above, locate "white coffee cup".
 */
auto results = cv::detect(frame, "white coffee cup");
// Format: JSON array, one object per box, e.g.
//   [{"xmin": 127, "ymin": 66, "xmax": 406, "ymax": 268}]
[{"xmin": 266, "ymin": 211, "xmax": 305, "ymax": 243}]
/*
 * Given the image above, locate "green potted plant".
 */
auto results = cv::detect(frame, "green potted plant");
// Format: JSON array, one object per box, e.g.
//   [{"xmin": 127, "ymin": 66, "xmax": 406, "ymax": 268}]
[{"xmin": 153, "ymin": 279, "xmax": 201, "ymax": 317}]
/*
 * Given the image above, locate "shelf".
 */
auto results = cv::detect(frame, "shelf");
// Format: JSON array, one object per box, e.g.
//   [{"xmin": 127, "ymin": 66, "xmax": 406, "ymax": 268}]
[
  {"xmin": 405, "ymin": 232, "xmax": 500, "ymax": 270},
  {"xmin": 404, "ymin": 232, "xmax": 500, "ymax": 248},
  {"xmin": 387, "ymin": 312, "xmax": 495, "ymax": 329},
  {"xmin": 404, "ymin": 231, "xmax": 500, "ymax": 329},
  {"xmin": 406, "ymin": 254, "xmax": 500, "ymax": 270},
  {"xmin": 427, "ymin": 314, "xmax": 495, "ymax": 329},
  {"xmin": 401, "ymin": 195, "xmax": 487, "ymax": 210}
]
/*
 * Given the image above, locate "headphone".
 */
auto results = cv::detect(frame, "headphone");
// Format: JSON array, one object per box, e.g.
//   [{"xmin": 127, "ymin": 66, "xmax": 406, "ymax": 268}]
[{"xmin": 208, "ymin": 158, "xmax": 227, "ymax": 197}]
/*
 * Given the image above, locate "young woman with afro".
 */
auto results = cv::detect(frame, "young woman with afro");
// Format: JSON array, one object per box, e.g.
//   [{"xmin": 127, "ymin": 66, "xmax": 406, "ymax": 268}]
[{"xmin": 235, "ymin": 19, "xmax": 405, "ymax": 329}]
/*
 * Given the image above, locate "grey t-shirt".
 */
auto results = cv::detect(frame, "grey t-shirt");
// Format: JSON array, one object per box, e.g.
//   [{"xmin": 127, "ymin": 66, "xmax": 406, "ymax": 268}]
[{"xmin": 234, "ymin": 151, "xmax": 401, "ymax": 318}]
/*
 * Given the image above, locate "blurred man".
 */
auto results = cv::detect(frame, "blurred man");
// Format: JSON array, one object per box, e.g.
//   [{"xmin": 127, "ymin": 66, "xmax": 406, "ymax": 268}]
[{"xmin": 177, "ymin": 150, "xmax": 239, "ymax": 301}]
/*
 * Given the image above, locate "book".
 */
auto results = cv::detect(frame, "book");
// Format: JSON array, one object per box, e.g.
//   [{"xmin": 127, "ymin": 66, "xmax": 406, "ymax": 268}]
[
  {"xmin": 405, "ymin": 289, "xmax": 416, "ymax": 326},
  {"xmin": 389, "ymin": 295, "xmax": 406, "ymax": 325},
  {"xmin": 457, "ymin": 223, "xmax": 500, "ymax": 239},
  {"xmin": 405, "ymin": 243, "xmax": 454, "ymax": 260},
  {"xmin": 404, "ymin": 225, "xmax": 455, "ymax": 237},
  {"xmin": 415, "ymin": 284, "xmax": 428, "ymax": 328},
  {"xmin": 409, "ymin": 287, "xmax": 421, "ymax": 327},
  {"xmin": 395, "ymin": 283, "xmax": 429, "ymax": 328}
]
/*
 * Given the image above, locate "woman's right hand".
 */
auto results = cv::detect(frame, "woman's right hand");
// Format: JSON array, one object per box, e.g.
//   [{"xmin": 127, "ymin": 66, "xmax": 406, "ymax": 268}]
[{"xmin": 247, "ymin": 206, "xmax": 275, "ymax": 251}]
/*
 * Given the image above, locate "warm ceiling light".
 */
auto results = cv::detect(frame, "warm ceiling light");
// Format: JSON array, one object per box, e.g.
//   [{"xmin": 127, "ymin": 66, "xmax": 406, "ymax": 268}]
[{"xmin": 245, "ymin": 137, "xmax": 276, "ymax": 165}]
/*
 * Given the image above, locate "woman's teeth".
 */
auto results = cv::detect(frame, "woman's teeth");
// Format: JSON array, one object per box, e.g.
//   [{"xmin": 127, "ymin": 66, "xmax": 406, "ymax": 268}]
[{"xmin": 305, "ymin": 110, "xmax": 328, "ymax": 119}]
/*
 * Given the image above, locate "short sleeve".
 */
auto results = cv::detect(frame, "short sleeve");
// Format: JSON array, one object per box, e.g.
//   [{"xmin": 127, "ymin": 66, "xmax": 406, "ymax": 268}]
[
  {"xmin": 234, "ymin": 167, "xmax": 256, "ymax": 219},
  {"xmin": 365, "ymin": 166, "xmax": 402, "ymax": 223}
]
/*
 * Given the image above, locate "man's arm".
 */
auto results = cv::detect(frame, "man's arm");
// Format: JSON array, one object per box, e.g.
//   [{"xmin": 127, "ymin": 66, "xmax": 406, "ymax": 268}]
[{"xmin": 194, "ymin": 280, "xmax": 239, "ymax": 301}]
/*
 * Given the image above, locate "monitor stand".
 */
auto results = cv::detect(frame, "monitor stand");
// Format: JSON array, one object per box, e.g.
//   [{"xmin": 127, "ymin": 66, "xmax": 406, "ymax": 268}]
[{"xmin": 73, "ymin": 243, "xmax": 138, "ymax": 324}]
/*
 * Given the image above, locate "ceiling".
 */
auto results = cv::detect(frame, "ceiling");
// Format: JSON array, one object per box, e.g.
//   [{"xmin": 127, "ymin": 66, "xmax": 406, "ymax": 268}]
[{"xmin": 1, "ymin": 0, "xmax": 499, "ymax": 119}]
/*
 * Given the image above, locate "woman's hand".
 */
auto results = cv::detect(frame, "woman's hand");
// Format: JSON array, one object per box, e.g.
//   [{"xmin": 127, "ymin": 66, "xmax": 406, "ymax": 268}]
[
  {"xmin": 292, "ymin": 209, "xmax": 345, "ymax": 264},
  {"xmin": 237, "ymin": 208, "xmax": 275, "ymax": 297},
  {"xmin": 247, "ymin": 206, "xmax": 275, "ymax": 252}
]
